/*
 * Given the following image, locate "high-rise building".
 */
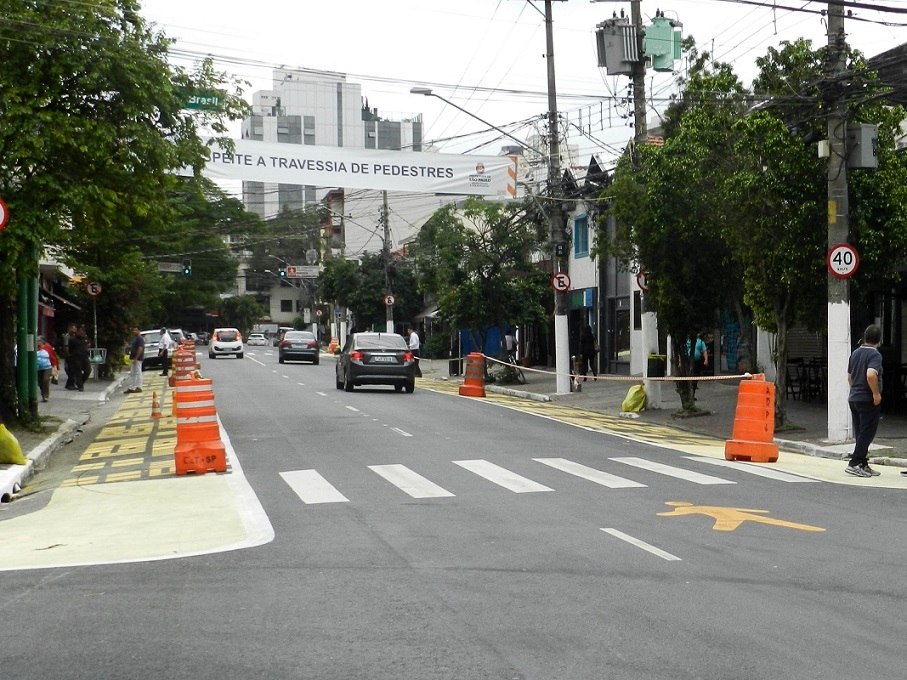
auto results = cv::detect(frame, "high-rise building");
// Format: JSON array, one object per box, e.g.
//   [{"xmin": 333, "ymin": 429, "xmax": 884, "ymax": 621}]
[{"xmin": 241, "ymin": 68, "xmax": 422, "ymax": 234}]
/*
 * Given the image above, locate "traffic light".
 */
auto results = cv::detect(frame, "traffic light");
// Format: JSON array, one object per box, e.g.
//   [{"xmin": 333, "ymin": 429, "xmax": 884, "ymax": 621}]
[
  {"xmin": 182, "ymin": 259, "xmax": 191, "ymax": 276},
  {"xmin": 278, "ymin": 268, "xmax": 287, "ymax": 279}
]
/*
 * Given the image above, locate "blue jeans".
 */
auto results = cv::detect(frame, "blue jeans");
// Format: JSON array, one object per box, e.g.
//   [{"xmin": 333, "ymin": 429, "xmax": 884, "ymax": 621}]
[{"xmin": 849, "ymin": 400, "xmax": 880, "ymax": 467}]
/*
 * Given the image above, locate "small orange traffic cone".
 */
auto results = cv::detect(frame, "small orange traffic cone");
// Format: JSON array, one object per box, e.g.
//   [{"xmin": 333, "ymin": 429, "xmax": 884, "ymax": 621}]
[{"xmin": 151, "ymin": 391, "xmax": 162, "ymax": 419}]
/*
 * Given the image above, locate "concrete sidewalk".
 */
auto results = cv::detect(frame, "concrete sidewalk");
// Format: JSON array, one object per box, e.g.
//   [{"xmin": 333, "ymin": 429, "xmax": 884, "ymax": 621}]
[{"xmin": 1, "ymin": 372, "xmax": 126, "ymax": 502}]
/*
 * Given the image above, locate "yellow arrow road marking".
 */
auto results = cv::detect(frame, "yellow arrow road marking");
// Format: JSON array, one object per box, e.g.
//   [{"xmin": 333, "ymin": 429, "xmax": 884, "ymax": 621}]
[{"xmin": 658, "ymin": 501, "xmax": 825, "ymax": 532}]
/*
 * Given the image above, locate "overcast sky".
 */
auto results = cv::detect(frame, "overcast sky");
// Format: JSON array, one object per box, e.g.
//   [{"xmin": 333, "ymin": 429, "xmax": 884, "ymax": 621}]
[{"xmin": 138, "ymin": 0, "xmax": 907, "ymax": 171}]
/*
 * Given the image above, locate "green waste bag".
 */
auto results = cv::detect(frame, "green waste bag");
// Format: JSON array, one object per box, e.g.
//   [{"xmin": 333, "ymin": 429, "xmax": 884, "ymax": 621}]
[
  {"xmin": 0, "ymin": 424, "xmax": 27, "ymax": 465},
  {"xmin": 621, "ymin": 384, "xmax": 647, "ymax": 413}
]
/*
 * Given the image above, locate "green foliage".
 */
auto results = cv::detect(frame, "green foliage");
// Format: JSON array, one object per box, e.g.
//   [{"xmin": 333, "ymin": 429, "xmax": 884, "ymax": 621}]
[
  {"xmin": 602, "ymin": 36, "xmax": 907, "ymax": 418},
  {"xmin": 217, "ymin": 295, "xmax": 267, "ymax": 338},
  {"xmin": 409, "ymin": 197, "xmax": 549, "ymax": 350},
  {"xmin": 318, "ymin": 253, "xmax": 421, "ymax": 332},
  {"xmin": 0, "ymin": 0, "xmax": 252, "ymax": 419}
]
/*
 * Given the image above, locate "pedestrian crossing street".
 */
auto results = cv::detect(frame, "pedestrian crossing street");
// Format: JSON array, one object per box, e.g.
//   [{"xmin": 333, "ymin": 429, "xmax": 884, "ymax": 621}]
[{"xmin": 279, "ymin": 454, "xmax": 818, "ymax": 504}]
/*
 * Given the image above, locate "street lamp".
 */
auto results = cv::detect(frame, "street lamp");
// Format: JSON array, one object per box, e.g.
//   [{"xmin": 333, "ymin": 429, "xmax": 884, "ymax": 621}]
[
  {"xmin": 409, "ymin": 87, "xmax": 546, "ymax": 157},
  {"xmin": 412, "ymin": 74, "xmax": 571, "ymax": 393}
]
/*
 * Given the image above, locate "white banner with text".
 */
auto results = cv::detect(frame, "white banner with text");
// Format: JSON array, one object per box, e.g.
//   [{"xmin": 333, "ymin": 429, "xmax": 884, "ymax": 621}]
[{"xmin": 194, "ymin": 138, "xmax": 517, "ymax": 197}]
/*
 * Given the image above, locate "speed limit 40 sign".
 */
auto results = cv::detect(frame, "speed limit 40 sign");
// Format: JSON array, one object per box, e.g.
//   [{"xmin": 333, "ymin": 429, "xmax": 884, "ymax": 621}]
[{"xmin": 827, "ymin": 243, "xmax": 859, "ymax": 279}]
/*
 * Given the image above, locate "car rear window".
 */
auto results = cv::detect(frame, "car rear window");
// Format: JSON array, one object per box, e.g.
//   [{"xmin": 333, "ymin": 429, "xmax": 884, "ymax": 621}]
[
  {"xmin": 285, "ymin": 332, "xmax": 315, "ymax": 341},
  {"xmin": 218, "ymin": 330, "xmax": 238, "ymax": 342},
  {"xmin": 355, "ymin": 334, "xmax": 407, "ymax": 350}
]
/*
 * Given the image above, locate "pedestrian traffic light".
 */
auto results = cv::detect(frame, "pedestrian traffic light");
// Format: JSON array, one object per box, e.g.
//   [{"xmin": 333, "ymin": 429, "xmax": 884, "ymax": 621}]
[
  {"xmin": 182, "ymin": 259, "xmax": 191, "ymax": 276},
  {"xmin": 278, "ymin": 268, "xmax": 287, "ymax": 279}
]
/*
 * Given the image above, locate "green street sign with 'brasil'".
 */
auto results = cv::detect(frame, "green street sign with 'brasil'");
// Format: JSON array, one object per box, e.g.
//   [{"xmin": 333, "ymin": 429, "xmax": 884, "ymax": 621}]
[{"xmin": 180, "ymin": 88, "xmax": 226, "ymax": 112}]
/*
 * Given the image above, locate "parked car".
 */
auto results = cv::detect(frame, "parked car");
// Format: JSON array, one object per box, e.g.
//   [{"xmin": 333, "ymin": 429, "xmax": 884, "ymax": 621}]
[
  {"xmin": 195, "ymin": 332, "xmax": 210, "ymax": 345},
  {"xmin": 335, "ymin": 332, "xmax": 416, "ymax": 393},
  {"xmin": 247, "ymin": 333, "xmax": 269, "ymax": 347},
  {"xmin": 278, "ymin": 330, "xmax": 320, "ymax": 364},
  {"xmin": 208, "ymin": 327, "xmax": 244, "ymax": 359},
  {"xmin": 138, "ymin": 328, "xmax": 183, "ymax": 370},
  {"xmin": 139, "ymin": 329, "xmax": 163, "ymax": 371}
]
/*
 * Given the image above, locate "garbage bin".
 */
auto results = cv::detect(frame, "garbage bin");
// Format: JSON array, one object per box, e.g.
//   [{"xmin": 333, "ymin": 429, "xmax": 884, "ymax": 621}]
[{"xmin": 647, "ymin": 353, "xmax": 666, "ymax": 378}]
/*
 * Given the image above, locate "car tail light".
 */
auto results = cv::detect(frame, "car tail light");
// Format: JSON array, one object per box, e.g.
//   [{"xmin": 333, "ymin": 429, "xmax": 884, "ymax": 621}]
[
  {"xmin": 350, "ymin": 350, "xmax": 364, "ymax": 361},
  {"xmin": 403, "ymin": 352, "xmax": 414, "ymax": 362},
  {"xmin": 280, "ymin": 340, "xmax": 291, "ymax": 348},
  {"xmin": 307, "ymin": 341, "xmax": 318, "ymax": 348}
]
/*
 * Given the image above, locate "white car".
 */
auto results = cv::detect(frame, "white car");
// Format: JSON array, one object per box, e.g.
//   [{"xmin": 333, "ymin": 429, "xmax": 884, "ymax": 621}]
[
  {"xmin": 247, "ymin": 333, "xmax": 268, "ymax": 346},
  {"xmin": 208, "ymin": 327, "xmax": 244, "ymax": 359}
]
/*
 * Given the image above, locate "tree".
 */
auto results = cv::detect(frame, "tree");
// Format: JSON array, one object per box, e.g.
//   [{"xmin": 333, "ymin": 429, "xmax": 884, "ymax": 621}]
[
  {"xmin": 0, "ymin": 1, "xmax": 248, "ymax": 422},
  {"xmin": 603, "ymin": 37, "xmax": 907, "ymax": 423},
  {"xmin": 217, "ymin": 295, "xmax": 267, "ymax": 339},
  {"xmin": 318, "ymin": 253, "xmax": 420, "ymax": 332},
  {"xmin": 409, "ymin": 198, "xmax": 549, "ymax": 358}
]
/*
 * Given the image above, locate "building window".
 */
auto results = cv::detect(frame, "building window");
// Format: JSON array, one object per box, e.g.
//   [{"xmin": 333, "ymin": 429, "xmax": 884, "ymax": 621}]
[
  {"xmin": 573, "ymin": 214, "xmax": 589, "ymax": 258},
  {"xmin": 280, "ymin": 299, "xmax": 293, "ymax": 313}
]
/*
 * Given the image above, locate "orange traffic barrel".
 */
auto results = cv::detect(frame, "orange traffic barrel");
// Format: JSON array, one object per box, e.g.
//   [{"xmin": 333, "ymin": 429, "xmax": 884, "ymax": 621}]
[
  {"xmin": 724, "ymin": 374, "xmax": 779, "ymax": 463},
  {"xmin": 458, "ymin": 353, "xmax": 486, "ymax": 397}
]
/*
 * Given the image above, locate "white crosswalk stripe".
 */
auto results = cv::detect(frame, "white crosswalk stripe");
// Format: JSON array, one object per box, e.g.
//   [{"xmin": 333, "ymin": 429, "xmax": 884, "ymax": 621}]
[
  {"xmin": 281, "ymin": 453, "xmax": 820, "ymax": 505},
  {"xmin": 610, "ymin": 456, "xmax": 736, "ymax": 485},
  {"xmin": 369, "ymin": 464, "xmax": 455, "ymax": 498},
  {"xmin": 533, "ymin": 457, "xmax": 646, "ymax": 488},
  {"xmin": 280, "ymin": 470, "xmax": 350, "ymax": 504},
  {"xmin": 685, "ymin": 456, "xmax": 820, "ymax": 482},
  {"xmin": 453, "ymin": 459, "xmax": 553, "ymax": 493}
]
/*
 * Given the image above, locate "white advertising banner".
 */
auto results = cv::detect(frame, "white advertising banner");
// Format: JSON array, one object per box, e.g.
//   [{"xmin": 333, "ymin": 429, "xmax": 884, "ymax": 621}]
[{"xmin": 196, "ymin": 138, "xmax": 517, "ymax": 198}]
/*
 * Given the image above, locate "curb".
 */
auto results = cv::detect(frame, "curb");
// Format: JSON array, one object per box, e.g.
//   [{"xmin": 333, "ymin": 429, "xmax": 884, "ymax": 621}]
[
  {"xmin": 0, "ymin": 377, "xmax": 125, "ymax": 503},
  {"xmin": 0, "ymin": 416, "xmax": 87, "ymax": 503}
]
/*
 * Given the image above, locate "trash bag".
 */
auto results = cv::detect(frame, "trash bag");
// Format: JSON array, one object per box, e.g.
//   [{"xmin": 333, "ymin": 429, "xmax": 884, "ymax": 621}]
[
  {"xmin": 0, "ymin": 424, "xmax": 27, "ymax": 465},
  {"xmin": 621, "ymin": 384, "xmax": 647, "ymax": 413}
]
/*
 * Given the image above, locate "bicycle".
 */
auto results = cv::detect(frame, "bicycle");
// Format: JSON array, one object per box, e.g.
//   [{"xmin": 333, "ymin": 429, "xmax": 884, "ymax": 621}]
[{"xmin": 504, "ymin": 351, "xmax": 526, "ymax": 385}]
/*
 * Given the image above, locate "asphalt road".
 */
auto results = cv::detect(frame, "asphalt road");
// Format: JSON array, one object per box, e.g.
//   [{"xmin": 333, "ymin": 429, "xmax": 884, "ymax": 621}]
[{"xmin": 1, "ymin": 347, "xmax": 904, "ymax": 679}]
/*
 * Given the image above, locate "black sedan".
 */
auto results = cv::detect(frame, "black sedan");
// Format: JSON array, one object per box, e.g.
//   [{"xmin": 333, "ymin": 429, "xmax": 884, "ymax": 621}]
[
  {"xmin": 335, "ymin": 332, "xmax": 417, "ymax": 393},
  {"xmin": 278, "ymin": 330, "xmax": 320, "ymax": 364}
]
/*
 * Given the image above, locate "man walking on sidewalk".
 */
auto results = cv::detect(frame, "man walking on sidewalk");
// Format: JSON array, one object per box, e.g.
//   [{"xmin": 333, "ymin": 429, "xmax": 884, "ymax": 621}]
[
  {"xmin": 125, "ymin": 326, "xmax": 145, "ymax": 394},
  {"xmin": 846, "ymin": 324, "xmax": 883, "ymax": 478}
]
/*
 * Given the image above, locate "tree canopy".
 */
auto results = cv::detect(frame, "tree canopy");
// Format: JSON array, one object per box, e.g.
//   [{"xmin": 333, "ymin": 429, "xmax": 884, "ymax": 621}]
[
  {"xmin": 601, "ymin": 38, "xmax": 907, "ymax": 419},
  {"xmin": 408, "ymin": 197, "xmax": 550, "ymax": 354},
  {"xmin": 0, "ymin": 0, "xmax": 250, "ymax": 422}
]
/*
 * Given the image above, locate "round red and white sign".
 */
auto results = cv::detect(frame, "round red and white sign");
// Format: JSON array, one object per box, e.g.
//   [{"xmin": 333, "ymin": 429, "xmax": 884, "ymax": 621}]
[
  {"xmin": 0, "ymin": 197, "xmax": 9, "ymax": 231},
  {"xmin": 550, "ymin": 272, "xmax": 571, "ymax": 292},
  {"xmin": 86, "ymin": 282, "xmax": 102, "ymax": 296},
  {"xmin": 827, "ymin": 243, "xmax": 859, "ymax": 279},
  {"xmin": 384, "ymin": 294, "xmax": 395, "ymax": 307}
]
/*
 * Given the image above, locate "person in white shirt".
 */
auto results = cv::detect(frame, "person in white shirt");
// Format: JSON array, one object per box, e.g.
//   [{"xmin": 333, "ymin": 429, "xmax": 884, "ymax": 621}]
[
  {"xmin": 407, "ymin": 324, "xmax": 422, "ymax": 378},
  {"xmin": 159, "ymin": 327, "xmax": 175, "ymax": 376}
]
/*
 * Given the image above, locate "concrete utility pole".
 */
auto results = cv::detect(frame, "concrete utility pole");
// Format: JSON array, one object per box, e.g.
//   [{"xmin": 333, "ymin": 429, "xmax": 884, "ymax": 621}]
[
  {"xmin": 627, "ymin": 0, "xmax": 663, "ymax": 408},
  {"xmin": 826, "ymin": 4, "xmax": 851, "ymax": 442},
  {"xmin": 382, "ymin": 190, "xmax": 394, "ymax": 334},
  {"xmin": 545, "ymin": 0, "xmax": 571, "ymax": 395}
]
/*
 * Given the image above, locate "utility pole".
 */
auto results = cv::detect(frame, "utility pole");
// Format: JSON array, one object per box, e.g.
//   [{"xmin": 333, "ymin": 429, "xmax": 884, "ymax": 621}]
[
  {"xmin": 545, "ymin": 0, "xmax": 571, "ymax": 395},
  {"xmin": 382, "ymin": 190, "xmax": 394, "ymax": 334},
  {"xmin": 626, "ymin": 0, "xmax": 663, "ymax": 408},
  {"xmin": 826, "ymin": 3, "xmax": 851, "ymax": 442}
]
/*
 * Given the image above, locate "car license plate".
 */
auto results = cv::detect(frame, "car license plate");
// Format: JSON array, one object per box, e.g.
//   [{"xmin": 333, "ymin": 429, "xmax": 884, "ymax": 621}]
[{"xmin": 371, "ymin": 355, "xmax": 396, "ymax": 363}]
